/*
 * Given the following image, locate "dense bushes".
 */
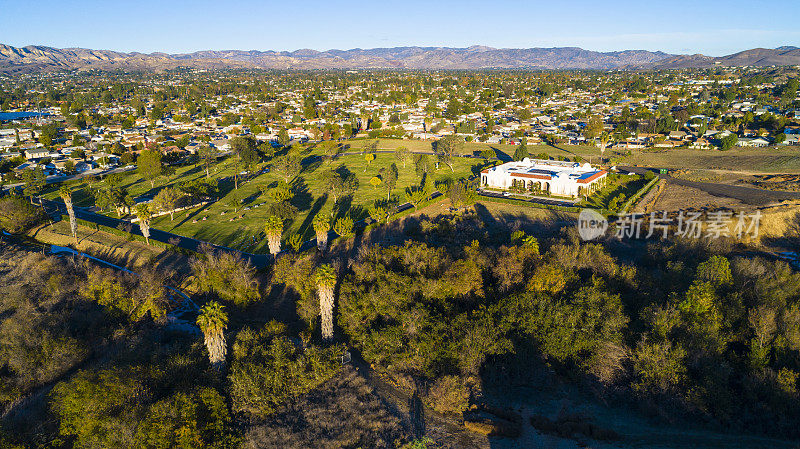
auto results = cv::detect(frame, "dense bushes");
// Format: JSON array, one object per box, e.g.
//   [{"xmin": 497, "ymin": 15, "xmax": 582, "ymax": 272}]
[
  {"xmin": 333, "ymin": 211, "xmax": 800, "ymax": 436},
  {"xmin": 0, "ymin": 196, "xmax": 46, "ymax": 233},
  {"xmin": 228, "ymin": 321, "xmax": 342, "ymax": 420},
  {"xmin": 49, "ymin": 340, "xmax": 238, "ymax": 449},
  {"xmin": 0, "ymin": 248, "xmax": 118, "ymax": 406},
  {"xmin": 190, "ymin": 245, "xmax": 260, "ymax": 306}
]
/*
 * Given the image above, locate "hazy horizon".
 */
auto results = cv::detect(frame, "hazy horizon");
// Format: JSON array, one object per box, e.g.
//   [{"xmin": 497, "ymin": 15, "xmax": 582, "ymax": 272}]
[
  {"xmin": 2, "ymin": 42, "xmax": 797, "ymax": 57},
  {"xmin": 1, "ymin": 0, "xmax": 798, "ymax": 57}
]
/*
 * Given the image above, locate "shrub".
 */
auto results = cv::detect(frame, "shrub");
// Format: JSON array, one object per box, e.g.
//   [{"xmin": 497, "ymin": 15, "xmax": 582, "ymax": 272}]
[{"xmin": 0, "ymin": 196, "xmax": 45, "ymax": 233}]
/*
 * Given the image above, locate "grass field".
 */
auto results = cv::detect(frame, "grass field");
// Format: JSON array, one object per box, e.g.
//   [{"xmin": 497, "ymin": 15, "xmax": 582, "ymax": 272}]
[
  {"xmin": 43, "ymin": 147, "xmax": 484, "ymax": 253},
  {"xmin": 345, "ymin": 137, "xmax": 601, "ymax": 160},
  {"xmin": 39, "ymin": 138, "xmax": 800, "ymax": 253}
]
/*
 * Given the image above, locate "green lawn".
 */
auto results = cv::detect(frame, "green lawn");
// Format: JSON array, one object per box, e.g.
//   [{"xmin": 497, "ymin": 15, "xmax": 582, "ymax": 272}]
[
  {"xmin": 45, "ymin": 139, "xmax": 800, "ymax": 253},
  {"xmin": 344, "ymin": 137, "xmax": 601, "ymax": 160},
  {"xmin": 45, "ymin": 150, "xmax": 483, "ymax": 254}
]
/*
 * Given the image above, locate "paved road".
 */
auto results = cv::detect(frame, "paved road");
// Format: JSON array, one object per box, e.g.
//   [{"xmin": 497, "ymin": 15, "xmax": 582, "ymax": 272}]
[
  {"xmin": 2, "ymin": 166, "xmax": 135, "ymax": 191},
  {"xmin": 619, "ymin": 166, "xmax": 800, "ymax": 206}
]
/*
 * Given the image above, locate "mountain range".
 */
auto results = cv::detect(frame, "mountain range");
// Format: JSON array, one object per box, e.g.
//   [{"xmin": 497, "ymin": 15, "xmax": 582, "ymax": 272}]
[{"xmin": 1, "ymin": 44, "xmax": 799, "ymax": 73}]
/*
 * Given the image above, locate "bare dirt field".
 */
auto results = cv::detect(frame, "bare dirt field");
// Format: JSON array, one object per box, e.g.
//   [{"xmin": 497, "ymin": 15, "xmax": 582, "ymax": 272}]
[{"xmin": 650, "ymin": 182, "xmax": 751, "ymax": 212}]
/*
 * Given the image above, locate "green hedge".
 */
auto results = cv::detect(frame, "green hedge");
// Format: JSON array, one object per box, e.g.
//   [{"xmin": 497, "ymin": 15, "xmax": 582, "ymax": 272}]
[
  {"xmin": 619, "ymin": 176, "xmax": 660, "ymax": 215},
  {"xmin": 476, "ymin": 195, "xmax": 584, "ymax": 213}
]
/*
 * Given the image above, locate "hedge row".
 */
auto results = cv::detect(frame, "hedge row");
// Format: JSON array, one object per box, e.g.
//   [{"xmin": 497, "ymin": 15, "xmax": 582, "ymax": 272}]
[
  {"xmin": 476, "ymin": 194, "xmax": 584, "ymax": 213},
  {"xmin": 619, "ymin": 176, "xmax": 660, "ymax": 215}
]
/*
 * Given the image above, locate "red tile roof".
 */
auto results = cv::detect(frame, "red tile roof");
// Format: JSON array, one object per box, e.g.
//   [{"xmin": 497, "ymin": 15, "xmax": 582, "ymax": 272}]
[{"xmin": 576, "ymin": 170, "xmax": 607, "ymax": 184}]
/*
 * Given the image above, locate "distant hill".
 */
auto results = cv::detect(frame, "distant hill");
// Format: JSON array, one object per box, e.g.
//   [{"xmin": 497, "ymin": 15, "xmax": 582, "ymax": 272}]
[
  {"xmin": 1, "ymin": 43, "xmax": 798, "ymax": 73},
  {"xmin": 652, "ymin": 46, "xmax": 800, "ymax": 69}
]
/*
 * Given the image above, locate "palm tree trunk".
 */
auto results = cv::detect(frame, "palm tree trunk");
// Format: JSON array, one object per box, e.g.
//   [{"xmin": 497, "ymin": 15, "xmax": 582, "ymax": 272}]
[
  {"xmin": 267, "ymin": 233, "xmax": 281, "ymax": 256},
  {"xmin": 319, "ymin": 285, "xmax": 334, "ymax": 340},
  {"xmin": 204, "ymin": 333, "xmax": 227, "ymax": 370}
]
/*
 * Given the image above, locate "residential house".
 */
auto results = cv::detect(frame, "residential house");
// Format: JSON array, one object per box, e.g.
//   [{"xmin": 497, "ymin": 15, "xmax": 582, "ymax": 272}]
[
  {"xmin": 24, "ymin": 148, "xmax": 50, "ymax": 160},
  {"xmin": 737, "ymin": 137, "xmax": 770, "ymax": 147}
]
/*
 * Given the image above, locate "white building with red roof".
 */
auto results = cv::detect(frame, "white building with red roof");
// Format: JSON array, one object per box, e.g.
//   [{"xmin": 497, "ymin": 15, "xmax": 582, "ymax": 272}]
[{"xmin": 480, "ymin": 158, "xmax": 607, "ymax": 197}]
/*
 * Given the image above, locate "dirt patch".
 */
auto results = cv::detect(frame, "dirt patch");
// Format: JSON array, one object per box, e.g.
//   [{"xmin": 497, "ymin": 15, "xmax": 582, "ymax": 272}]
[
  {"xmin": 464, "ymin": 405, "xmax": 523, "ymax": 438},
  {"xmin": 632, "ymin": 179, "xmax": 666, "ymax": 213},
  {"xmin": 530, "ymin": 412, "xmax": 620, "ymax": 443},
  {"xmin": 741, "ymin": 174, "xmax": 800, "ymax": 192},
  {"xmin": 651, "ymin": 182, "xmax": 750, "ymax": 212}
]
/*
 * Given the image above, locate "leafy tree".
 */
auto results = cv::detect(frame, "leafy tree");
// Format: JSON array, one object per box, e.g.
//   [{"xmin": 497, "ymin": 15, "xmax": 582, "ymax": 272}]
[
  {"xmin": 333, "ymin": 215, "xmax": 354, "ymax": 238},
  {"xmin": 271, "ymin": 154, "xmax": 301, "ymax": 183},
  {"xmin": 384, "ymin": 163, "xmax": 399, "ymax": 200},
  {"xmin": 152, "ymin": 186, "xmax": 183, "ymax": 220},
  {"xmin": 414, "ymin": 154, "xmax": 434, "ymax": 178},
  {"xmin": 719, "ymin": 133, "xmax": 738, "ymax": 150},
  {"xmin": 395, "ymin": 146, "xmax": 411, "ymax": 168},
  {"xmin": 0, "ymin": 196, "xmax": 45, "ymax": 233},
  {"xmin": 367, "ymin": 204, "xmax": 388, "ymax": 223},
  {"xmin": 135, "ymin": 388, "xmax": 235, "ymax": 449},
  {"xmin": 191, "ymin": 247, "xmax": 260, "ymax": 306},
  {"xmin": 322, "ymin": 169, "xmax": 358, "ymax": 203},
  {"xmin": 277, "ymin": 128, "xmax": 290, "ymax": 146},
  {"xmin": 63, "ymin": 159, "xmax": 75, "ymax": 175},
  {"xmin": 228, "ymin": 321, "xmax": 341, "ymax": 418},
  {"xmin": 514, "ymin": 137, "xmax": 529, "ymax": 161},
  {"xmin": 405, "ymin": 185, "xmax": 427, "ymax": 210},
  {"xmin": 364, "ymin": 153, "xmax": 375, "ymax": 172},
  {"xmin": 432, "ymin": 135, "xmax": 463, "ymax": 171},
  {"xmin": 584, "ymin": 116, "xmax": 604, "ymax": 140},
  {"xmin": 21, "ymin": 167, "xmax": 46, "ymax": 203},
  {"xmin": 137, "ymin": 149, "xmax": 164, "ymax": 188},
  {"xmin": 197, "ymin": 145, "xmax": 218, "ymax": 178},
  {"xmin": 287, "ymin": 234, "xmax": 303, "ymax": 253}
]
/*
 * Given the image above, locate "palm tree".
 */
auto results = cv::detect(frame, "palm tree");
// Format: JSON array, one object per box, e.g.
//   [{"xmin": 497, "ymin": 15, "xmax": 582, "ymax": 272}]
[
  {"xmin": 264, "ymin": 215, "xmax": 283, "ymax": 256},
  {"xmin": 59, "ymin": 185, "xmax": 78, "ymax": 245},
  {"xmin": 315, "ymin": 264, "xmax": 336, "ymax": 341},
  {"xmin": 598, "ymin": 131, "xmax": 610, "ymax": 157},
  {"xmin": 196, "ymin": 301, "xmax": 228, "ymax": 370},
  {"xmin": 134, "ymin": 203, "xmax": 152, "ymax": 245},
  {"xmin": 312, "ymin": 214, "xmax": 330, "ymax": 251}
]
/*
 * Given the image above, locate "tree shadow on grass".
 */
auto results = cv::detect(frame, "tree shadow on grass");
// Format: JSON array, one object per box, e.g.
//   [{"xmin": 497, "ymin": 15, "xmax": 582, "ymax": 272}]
[
  {"xmin": 489, "ymin": 147, "xmax": 512, "ymax": 162},
  {"xmin": 291, "ymin": 178, "xmax": 313, "ymax": 212},
  {"xmin": 297, "ymin": 194, "xmax": 328, "ymax": 239},
  {"xmin": 333, "ymin": 195, "xmax": 353, "ymax": 221},
  {"xmin": 301, "ymin": 157, "xmax": 323, "ymax": 176},
  {"xmin": 171, "ymin": 202, "xmax": 214, "ymax": 230}
]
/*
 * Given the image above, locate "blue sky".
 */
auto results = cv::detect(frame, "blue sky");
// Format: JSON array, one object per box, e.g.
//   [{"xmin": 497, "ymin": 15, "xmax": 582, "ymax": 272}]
[{"xmin": 1, "ymin": 0, "xmax": 798, "ymax": 56}]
